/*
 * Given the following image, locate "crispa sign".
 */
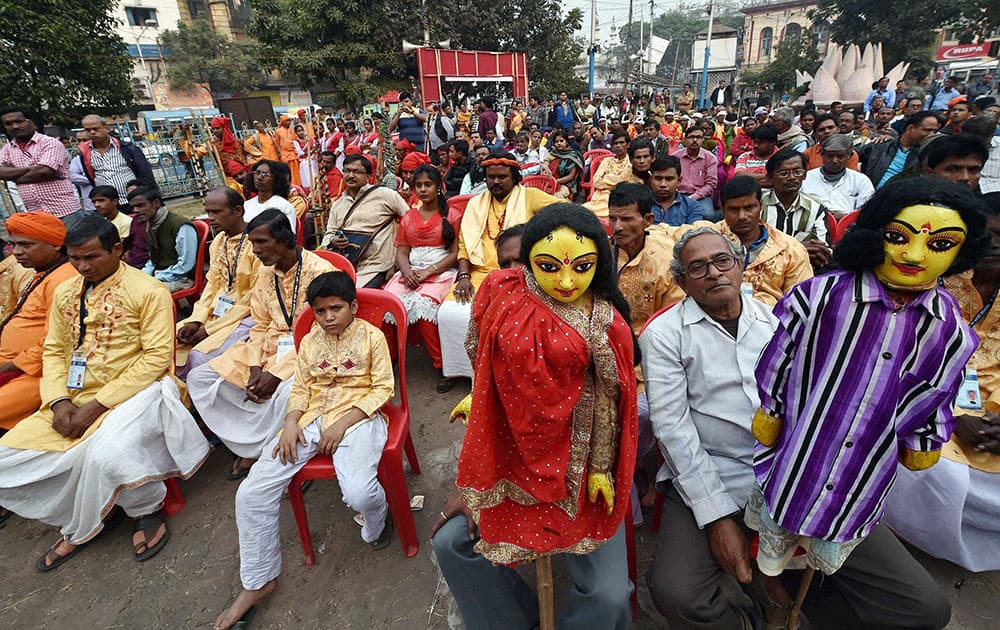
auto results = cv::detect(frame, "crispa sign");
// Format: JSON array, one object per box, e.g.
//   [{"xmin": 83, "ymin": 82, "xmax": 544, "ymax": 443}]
[{"xmin": 936, "ymin": 42, "xmax": 996, "ymax": 61}]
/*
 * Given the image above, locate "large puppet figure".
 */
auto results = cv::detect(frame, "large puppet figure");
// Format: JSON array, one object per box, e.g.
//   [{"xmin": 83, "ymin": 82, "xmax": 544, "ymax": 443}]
[
  {"xmin": 456, "ymin": 203, "xmax": 638, "ymax": 569},
  {"xmin": 747, "ymin": 179, "xmax": 989, "ymax": 598}
]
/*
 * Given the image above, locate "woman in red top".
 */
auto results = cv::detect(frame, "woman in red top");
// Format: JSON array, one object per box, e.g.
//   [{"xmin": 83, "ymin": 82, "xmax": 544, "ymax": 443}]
[{"xmin": 383, "ymin": 165, "xmax": 460, "ymax": 388}]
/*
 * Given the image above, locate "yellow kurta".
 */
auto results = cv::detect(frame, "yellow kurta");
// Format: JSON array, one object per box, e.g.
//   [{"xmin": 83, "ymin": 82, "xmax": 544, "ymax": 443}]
[
  {"xmin": 584, "ymin": 156, "xmax": 643, "ymax": 219},
  {"xmin": 176, "ymin": 230, "xmax": 261, "ymax": 366},
  {"xmin": 0, "ymin": 264, "xmax": 174, "ymax": 451},
  {"xmin": 455, "ymin": 185, "xmax": 561, "ymax": 292},
  {"xmin": 209, "ymin": 249, "xmax": 334, "ymax": 386},
  {"xmin": 0, "ymin": 256, "xmax": 32, "ymax": 321},
  {"xmin": 717, "ymin": 221, "xmax": 813, "ymax": 306},
  {"xmin": 616, "ymin": 226, "xmax": 687, "ymax": 335},
  {"xmin": 323, "ymin": 184, "xmax": 409, "ymax": 287},
  {"xmin": 288, "ymin": 318, "xmax": 394, "ymax": 432}
]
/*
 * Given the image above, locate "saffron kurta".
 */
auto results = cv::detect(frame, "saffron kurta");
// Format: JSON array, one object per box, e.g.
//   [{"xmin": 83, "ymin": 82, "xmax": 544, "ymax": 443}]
[
  {"xmin": 288, "ymin": 319, "xmax": 394, "ymax": 431},
  {"xmin": 1, "ymin": 264, "xmax": 177, "ymax": 452},
  {"xmin": 584, "ymin": 156, "xmax": 642, "ymax": 219},
  {"xmin": 457, "ymin": 270, "xmax": 638, "ymax": 564},
  {"xmin": 0, "ymin": 262, "xmax": 79, "ymax": 429},
  {"xmin": 716, "ymin": 221, "xmax": 813, "ymax": 306},
  {"xmin": 0, "ymin": 256, "xmax": 32, "ymax": 321},
  {"xmin": 209, "ymin": 249, "xmax": 334, "ymax": 385},
  {"xmin": 176, "ymin": 230, "xmax": 260, "ymax": 366}
]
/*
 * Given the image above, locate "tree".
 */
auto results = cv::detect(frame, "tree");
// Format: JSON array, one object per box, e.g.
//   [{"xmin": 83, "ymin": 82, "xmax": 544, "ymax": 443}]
[
  {"xmin": 740, "ymin": 34, "xmax": 821, "ymax": 97},
  {"xmin": 812, "ymin": 1, "xmax": 1000, "ymax": 74},
  {"xmin": 158, "ymin": 20, "xmax": 263, "ymax": 103},
  {"xmin": 428, "ymin": 0, "xmax": 588, "ymax": 99},
  {"xmin": 0, "ymin": 0, "xmax": 134, "ymax": 123},
  {"xmin": 249, "ymin": 0, "xmax": 421, "ymax": 105}
]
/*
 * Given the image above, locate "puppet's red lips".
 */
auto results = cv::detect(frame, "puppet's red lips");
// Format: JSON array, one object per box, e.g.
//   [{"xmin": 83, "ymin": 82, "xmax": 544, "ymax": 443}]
[
  {"xmin": 556, "ymin": 288, "xmax": 577, "ymax": 298},
  {"xmin": 893, "ymin": 262, "xmax": 924, "ymax": 275}
]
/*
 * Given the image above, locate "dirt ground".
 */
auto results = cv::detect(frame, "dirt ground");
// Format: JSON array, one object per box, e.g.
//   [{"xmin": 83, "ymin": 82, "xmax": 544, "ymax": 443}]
[{"xmin": 0, "ymin": 346, "xmax": 997, "ymax": 629}]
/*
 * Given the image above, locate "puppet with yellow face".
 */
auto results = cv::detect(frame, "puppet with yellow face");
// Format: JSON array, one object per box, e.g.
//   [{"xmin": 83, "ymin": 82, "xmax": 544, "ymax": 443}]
[{"xmin": 455, "ymin": 204, "xmax": 639, "ymax": 564}]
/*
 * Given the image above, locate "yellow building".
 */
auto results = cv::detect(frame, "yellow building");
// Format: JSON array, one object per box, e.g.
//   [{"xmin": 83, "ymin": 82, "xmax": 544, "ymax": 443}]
[{"xmin": 741, "ymin": 1, "xmax": 830, "ymax": 71}]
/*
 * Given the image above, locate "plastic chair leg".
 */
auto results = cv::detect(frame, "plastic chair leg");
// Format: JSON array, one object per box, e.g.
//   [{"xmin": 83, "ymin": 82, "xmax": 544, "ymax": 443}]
[
  {"xmin": 287, "ymin": 479, "xmax": 316, "ymax": 566},
  {"xmin": 378, "ymin": 455, "xmax": 419, "ymax": 558},
  {"xmin": 404, "ymin": 433, "xmax": 421, "ymax": 474},
  {"xmin": 625, "ymin": 504, "xmax": 638, "ymax": 620},
  {"xmin": 163, "ymin": 478, "xmax": 185, "ymax": 516}
]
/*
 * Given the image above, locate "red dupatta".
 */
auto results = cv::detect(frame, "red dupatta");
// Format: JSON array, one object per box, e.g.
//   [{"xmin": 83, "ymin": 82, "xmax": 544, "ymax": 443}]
[{"xmin": 457, "ymin": 269, "xmax": 637, "ymax": 565}]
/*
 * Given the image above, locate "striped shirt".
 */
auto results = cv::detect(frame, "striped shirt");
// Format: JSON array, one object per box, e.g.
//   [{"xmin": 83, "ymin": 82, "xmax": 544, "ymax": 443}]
[
  {"xmin": 754, "ymin": 270, "xmax": 977, "ymax": 542},
  {"xmin": 89, "ymin": 143, "xmax": 135, "ymax": 200},
  {"xmin": 760, "ymin": 189, "xmax": 829, "ymax": 245},
  {"xmin": 0, "ymin": 133, "xmax": 79, "ymax": 217}
]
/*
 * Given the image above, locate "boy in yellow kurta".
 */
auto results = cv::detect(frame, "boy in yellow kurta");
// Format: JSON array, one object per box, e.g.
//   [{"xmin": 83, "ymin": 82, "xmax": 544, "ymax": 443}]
[
  {"xmin": 213, "ymin": 271, "xmax": 394, "ymax": 630},
  {"xmin": 188, "ymin": 210, "xmax": 333, "ymax": 479},
  {"xmin": 0, "ymin": 216, "xmax": 209, "ymax": 570},
  {"xmin": 175, "ymin": 188, "xmax": 260, "ymax": 378}
]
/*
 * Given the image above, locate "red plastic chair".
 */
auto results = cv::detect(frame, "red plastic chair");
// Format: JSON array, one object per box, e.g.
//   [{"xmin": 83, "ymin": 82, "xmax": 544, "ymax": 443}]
[
  {"xmin": 287, "ymin": 289, "xmax": 421, "ymax": 560},
  {"xmin": 296, "ymin": 217, "xmax": 305, "ymax": 248},
  {"xmin": 638, "ymin": 303, "xmax": 678, "ymax": 534},
  {"xmin": 825, "ymin": 212, "xmax": 839, "ymax": 246},
  {"xmin": 583, "ymin": 148, "xmax": 613, "ymax": 163},
  {"xmin": 584, "ymin": 154, "xmax": 611, "ymax": 201},
  {"xmin": 835, "ymin": 210, "xmax": 860, "ymax": 243},
  {"xmin": 165, "ymin": 300, "xmax": 189, "ymax": 516},
  {"xmin": 521, "ymin": 174, "xmax": 559, "ymax": 194},
  {"xmin": 171, "ymin": 219, "xmax": 211, "ymax": 306},
  {"xmin": 447, "ymin": 193, "xmax": 475, "ymax": 224},
  {"xmin": 519, "ymin": 161, "xmax": 542, "ymax": 173},
  {"xmin": 312, "ymin": 249, "xmax": 356, "ymax": 283}
]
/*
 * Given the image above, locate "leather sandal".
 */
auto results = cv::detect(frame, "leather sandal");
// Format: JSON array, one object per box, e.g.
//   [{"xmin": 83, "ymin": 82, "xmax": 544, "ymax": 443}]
[{"xmin": 132, "ymin": 511, "xmax": 170, "ymax": 562}]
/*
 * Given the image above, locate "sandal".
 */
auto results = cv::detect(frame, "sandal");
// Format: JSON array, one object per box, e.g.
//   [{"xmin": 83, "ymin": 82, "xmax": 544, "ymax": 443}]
[
  {"xmin": 227, "ymin": 458, "xmax": 252, "ymax": 481},
  {"xmin": 436, "ymin": 377, "xmax": 455, "ymax": 393},
  {"xmin": 132, "ymin": 512, "xmax": 170, "ymax": 562},
  {"xmin": 36, "ymin": 537, "xmax": 85, "ymax": 572},
  {"xmin": 232, "ymin": 605, "xmax": 256, "ymax": 630}
]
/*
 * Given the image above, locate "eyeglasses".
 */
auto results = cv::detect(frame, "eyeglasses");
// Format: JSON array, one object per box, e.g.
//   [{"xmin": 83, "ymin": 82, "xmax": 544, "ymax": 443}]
[
  {"xmin": 774, "ymin": 168, "xmax": 806, "ymax": 179},
  {"xmin": 343, "ymin": 168, "xmax": 369, "ymax": 176},
  {"xmin": 253, "ymin": 171, "xmax": 273, "ymax": 178},
  {"xmin": 684, "ymin": 253, "xmax": 738, "ymax": 279}
]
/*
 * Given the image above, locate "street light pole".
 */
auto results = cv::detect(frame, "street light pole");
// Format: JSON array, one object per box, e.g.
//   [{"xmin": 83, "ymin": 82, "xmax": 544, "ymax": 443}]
[
  {"xmin": 699, "ymin": 0, "xmax": 715, "ymax": 109},
  {"xmin": 588, "ymin": 0, "xmax": 596, "ymax": 96}
]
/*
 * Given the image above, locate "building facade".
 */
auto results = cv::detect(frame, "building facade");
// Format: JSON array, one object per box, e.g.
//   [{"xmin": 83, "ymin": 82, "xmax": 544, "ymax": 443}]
[{"xmin": 741, "ymin": 1, "xmax": 830, "ymax": 71}]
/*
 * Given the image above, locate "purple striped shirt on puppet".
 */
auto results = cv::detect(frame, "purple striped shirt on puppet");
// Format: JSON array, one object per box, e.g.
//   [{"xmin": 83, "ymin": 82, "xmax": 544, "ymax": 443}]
[{"xmin": 752, "ymin": 270, "xmax": 977, "ymax": 543}]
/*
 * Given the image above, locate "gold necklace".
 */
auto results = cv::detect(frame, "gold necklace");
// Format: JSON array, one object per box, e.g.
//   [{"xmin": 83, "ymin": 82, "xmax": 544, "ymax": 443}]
[{"xmin": 486, "ymin": 198, "xmax": 507, "ymax": 240}]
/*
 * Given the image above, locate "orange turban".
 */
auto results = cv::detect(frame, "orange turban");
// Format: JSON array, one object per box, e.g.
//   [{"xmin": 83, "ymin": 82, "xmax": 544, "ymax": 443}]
[
  {"xmin": 6, "ymin": 212, "xmax": 67, "ymax": 247},
  {"xmin": 401, "ymin": 152, "xmax": 431, "ymax": 171}
]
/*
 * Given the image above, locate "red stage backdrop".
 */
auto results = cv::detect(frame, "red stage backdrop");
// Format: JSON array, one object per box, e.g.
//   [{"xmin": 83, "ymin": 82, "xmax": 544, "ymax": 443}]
[{"xmin": 416, "ymin": 48, "xmax": 529, "ymax": 103}]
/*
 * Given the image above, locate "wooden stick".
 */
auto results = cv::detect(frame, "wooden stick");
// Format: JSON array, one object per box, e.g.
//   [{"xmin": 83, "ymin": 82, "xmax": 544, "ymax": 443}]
[
  {"xmin": 787, "ymin": 566, "xmax": 815, "ymax": 630},
  {"xmin": 536, "ymin": 555, "xmax": 555, "ymax": 630}
]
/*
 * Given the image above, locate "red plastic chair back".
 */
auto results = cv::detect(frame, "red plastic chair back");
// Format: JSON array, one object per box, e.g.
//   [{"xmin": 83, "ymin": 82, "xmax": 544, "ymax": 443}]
[
  {"xmin": 836, "ymin": 210, "xmax": 860, "ymax": 243},
  {"xmin": 585, "ymin": 154, "xmax": 611, "ymax": 201},
  {"xmin": 639, "ymin": 301, "xmax": 678, "ymax": 337},
  {"xmin": 826, "ymin": 212, "xmax": 839, "ymax": 245},
  {"xmin": 170, "ymin": 219, "xmax": 211, "ymax": 304},
  {"xmin": 583, "ymin": 149, "xmax": 613, "ymax": 162},
  {"xmin": 447, "ymin": 193, "xmax": 475, "ymax": 223},
  {"xmin": 521, "ymin": 174, "xmax": 559, "ymax": 194},
  {"xmin": 289, "ymin": 289, "xmax": 420, "ymax": 559},
  {"xmin": 296, "ymin": 217, "xmax": 305, "ymax": 248},
  {"xmin": 312, "ymin": 249, "xmax": 357, "ymax": 282}
]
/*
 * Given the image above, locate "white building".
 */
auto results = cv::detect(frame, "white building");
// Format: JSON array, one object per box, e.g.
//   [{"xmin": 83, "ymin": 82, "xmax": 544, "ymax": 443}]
[{"xmin": 115, "ymin": 1, "xmax": 184, "ymax": 107}]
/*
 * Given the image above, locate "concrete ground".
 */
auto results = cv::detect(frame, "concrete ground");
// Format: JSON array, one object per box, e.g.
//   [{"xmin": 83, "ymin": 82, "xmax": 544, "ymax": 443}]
[{"xmin": 0, "ymin": 346, "xmax": 997, "ymax": 629}]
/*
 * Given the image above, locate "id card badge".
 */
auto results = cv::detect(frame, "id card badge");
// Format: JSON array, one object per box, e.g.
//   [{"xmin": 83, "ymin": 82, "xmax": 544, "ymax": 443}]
[
  {"xmin": 276, "ymin": 334, "xmax": 295, "ymax": 362},
  {"xmin": 955, "ymin": 367, "xmax": 983, "ymax": 411},
  {"xmin": 67, "ymin": 351, "xmax": 87, "ymax": 390},
  {"xmin": 213, "ymin": 294, "xmax": 236, "ymax": 318}
]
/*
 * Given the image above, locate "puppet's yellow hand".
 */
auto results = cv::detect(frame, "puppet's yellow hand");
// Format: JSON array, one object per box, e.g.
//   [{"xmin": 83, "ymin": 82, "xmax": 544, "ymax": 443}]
[
  {"xmin": 587, "ymin": 472, "xmax": 615, "ymax": 515},
  {"xmin": 449, "ymin": 394, "xmax": 472, "ymax": 425},
  {"xmin": 899, "ymin": 447, "xmax": 941, "ymax": 471},
  {"xmin": 752, "ymin": 408, "xmax": 783, "ymax": 447}
]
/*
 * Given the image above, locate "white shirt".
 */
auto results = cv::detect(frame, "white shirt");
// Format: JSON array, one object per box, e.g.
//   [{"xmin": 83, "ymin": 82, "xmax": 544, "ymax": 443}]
[
  {"xmin": 801, "ymin": 167, "xmax": 875, "ymax": 219},
  {"xmin": 980, "ymin": 136, "xmax": 1000, "ymax": 194},
  {"xmin": 243, "ymin": 195, "xmax": 298, "ymax": 233},
  {"xmin": 639, "ymin": 295, "xmax": 778, "ymax": 528}
]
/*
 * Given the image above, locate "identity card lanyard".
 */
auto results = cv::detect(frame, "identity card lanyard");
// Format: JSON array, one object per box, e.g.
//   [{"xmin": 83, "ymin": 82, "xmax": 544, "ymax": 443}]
[{"xmin": 274, "ymin": 250, "xmax": 303, "ymax": 329}]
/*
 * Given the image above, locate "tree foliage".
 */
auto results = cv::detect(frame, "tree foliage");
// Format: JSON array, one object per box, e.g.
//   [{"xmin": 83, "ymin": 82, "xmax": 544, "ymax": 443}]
[
  {"xmin": 159, "ymin": 19, "xmax": 263, "ymax": 102},
  {"xmin": 249, "ymin": 0, "xmax": 419, "ymax": 104},
  {"xmin": 0, "ymin": 0, "xmax": 134, "ymax": 123},
  {"xmin": 740, "ymin": 34, "xmax": 821, "ymax": 96},
  {"xmin": 812, "ymin": 0, "xmax": 1000, "ymax": 74}
]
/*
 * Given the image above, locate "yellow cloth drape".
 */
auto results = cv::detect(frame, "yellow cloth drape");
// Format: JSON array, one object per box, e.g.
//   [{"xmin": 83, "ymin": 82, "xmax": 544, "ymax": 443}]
[
  {"xmin": 717, "ymin": 221, "xmax": 813, "ymax": 306},
  {"xmin": 584, "ymin": 156, "xmax": 641, "ymax": 219},
  {"xmin": 0, "ymin": 256, "xmax": 32, "ymax": 322}
]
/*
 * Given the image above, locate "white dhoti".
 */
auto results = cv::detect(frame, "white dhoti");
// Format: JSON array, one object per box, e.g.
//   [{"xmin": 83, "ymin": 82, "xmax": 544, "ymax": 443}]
[
  {"xmin": 187, "ymin": 363, "xmax": 295, "ymax": 459},
  {"xmin": 884, "ymin": 459, "xmax": 1000, "ymax": 572},
  {"xmin": 176, "ymin": 317, "xmax": 255, "ymax": 381},
  {"xmin": 438, "ymin": 300, "xmax": 473, "ymax": 379},
  {"xmin": 0, "ymin": 379, "xmax": 209, "ymax": 545},
  {"xmin": 236, "ymin": 416, "xmax": 389, "ymax": 589}
]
